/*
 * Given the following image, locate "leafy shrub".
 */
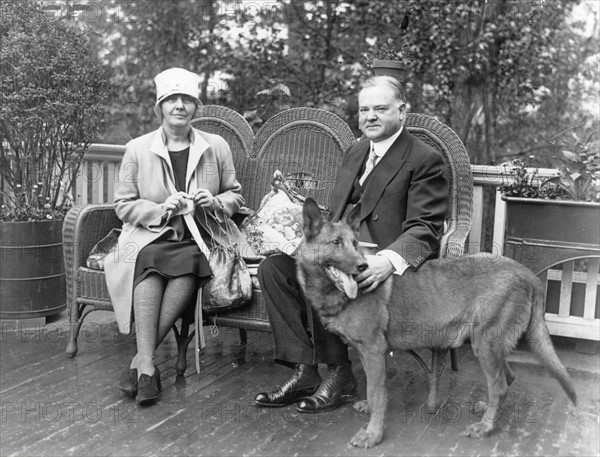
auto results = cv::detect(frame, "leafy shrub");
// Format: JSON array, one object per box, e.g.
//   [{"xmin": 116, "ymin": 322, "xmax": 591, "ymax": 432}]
[
  {"xmin": 500, "ymin": 158, "xmax": 568, "ymax": 200},
  {"xmin": 501, "ymin": 137, "xmax": 600, "ymax": 202},
  {"xmin": 0, "ymin": 0, "xmax": 109, "ymax": 221}
]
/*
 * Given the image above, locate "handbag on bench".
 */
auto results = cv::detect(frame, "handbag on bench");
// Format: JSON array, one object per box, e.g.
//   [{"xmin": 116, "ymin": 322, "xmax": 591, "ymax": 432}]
[{"xmin": 187, "ymin": 208, "xmax": 253, "ymax": 373}]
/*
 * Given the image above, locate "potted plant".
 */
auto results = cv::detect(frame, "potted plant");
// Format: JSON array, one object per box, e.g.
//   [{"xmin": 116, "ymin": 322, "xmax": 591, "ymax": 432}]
[
  {"xmin": 499, "ymin": 128, "xmax": 600, "ymax": 273},
  {"xmin": 0, "ymin": 0, "xmax": 108, "ymax": 320},
  {"xmin": 363, "ymin": 8, "xmax": 414, "ymax": 83},
  {"xmin": 363, "ymin": 37, "xmax": 413, "ymax": 83}
]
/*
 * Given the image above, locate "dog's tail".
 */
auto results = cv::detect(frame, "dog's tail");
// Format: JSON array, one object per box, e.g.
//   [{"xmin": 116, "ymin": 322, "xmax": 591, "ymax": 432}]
[{"xmin": 525, "ymin": 283, "xmax": 577, "ymax": 405}]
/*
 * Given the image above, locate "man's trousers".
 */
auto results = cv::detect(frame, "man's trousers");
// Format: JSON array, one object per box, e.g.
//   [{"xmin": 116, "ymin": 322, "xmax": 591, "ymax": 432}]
[{"xmin": 256, "ymin": 254, "xmax": 350, "ymax": 367}]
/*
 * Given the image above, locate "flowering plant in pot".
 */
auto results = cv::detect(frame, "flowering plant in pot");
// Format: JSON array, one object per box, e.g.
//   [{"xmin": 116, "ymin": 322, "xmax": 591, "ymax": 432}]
[
  {"xmin": 500, "ymin": 135, "xmax": 600, "ymax": 202},
  {"xmin": 499, "ymin": 125, "xmax": 600, "ymax": 278},
  {"xmin": 0, "ymin": 0, "xmax": 108, "ymax": 222},
  {"xmin": 544, "ymin": 135, "xmax": 600, "ymax": 202},
  {"xmin": 363, "ymin": 38, "xmax": 413, "ymax": 82}
]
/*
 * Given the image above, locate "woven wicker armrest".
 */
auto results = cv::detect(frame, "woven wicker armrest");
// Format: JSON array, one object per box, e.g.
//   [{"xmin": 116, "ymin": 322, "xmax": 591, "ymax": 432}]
[
  {"xmin": 404, "ymin": 113, "xmax": 473, "ymax": 259},
  {"xmin": 62, "ymin": 204, "xmax": 121, "ymax": 310}
]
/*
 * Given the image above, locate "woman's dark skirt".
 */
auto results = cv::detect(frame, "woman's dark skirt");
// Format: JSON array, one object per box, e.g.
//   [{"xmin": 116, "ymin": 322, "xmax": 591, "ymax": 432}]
[{"xmin": 133, "ymin": 239, "xmax": 212, "ymax": 288}]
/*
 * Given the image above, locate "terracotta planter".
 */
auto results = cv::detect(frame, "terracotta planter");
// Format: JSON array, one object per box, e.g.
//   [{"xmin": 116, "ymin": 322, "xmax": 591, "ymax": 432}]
[
  {"xmin": 0, "ymin": 219, "xmax": 66, "ymax": 319},
  {"xmin": 502, "ymin": 196, "xmax": 600, "ymax": 274},
  {"xmin": 371, "ymin": 59, "xmax": 407, "ymax": 83}
]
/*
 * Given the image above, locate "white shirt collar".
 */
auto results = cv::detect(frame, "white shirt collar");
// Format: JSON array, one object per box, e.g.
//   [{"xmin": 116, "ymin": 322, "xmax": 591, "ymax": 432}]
[{"xmin": 370, "ymin": 126, "xmax": 403, "ymax": 158}]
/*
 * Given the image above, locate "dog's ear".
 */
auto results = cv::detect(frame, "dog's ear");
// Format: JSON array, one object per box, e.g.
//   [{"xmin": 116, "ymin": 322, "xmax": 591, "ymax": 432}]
[
  {"xmin": 344, "ymin": 202, "xmax": 361, "ymax": 232},
  {"xmin": 303, "ymin": 197, "xmax": 324, "ymax": 240}
]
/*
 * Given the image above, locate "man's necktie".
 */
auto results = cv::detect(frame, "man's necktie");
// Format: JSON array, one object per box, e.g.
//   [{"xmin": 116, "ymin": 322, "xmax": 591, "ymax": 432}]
[{"xmin": 359, "ymin": 147, "xmax": 378, "ymax": 186}]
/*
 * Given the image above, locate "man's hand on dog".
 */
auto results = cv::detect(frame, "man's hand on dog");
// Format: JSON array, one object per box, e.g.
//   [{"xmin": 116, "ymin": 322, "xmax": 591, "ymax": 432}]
[{"xmin": 355, "ymin": 255, "xmax": 394, "ymax": 293}]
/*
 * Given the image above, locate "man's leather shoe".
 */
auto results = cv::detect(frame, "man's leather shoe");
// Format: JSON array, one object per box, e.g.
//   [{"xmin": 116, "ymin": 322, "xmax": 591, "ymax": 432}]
[
  {"xmin": 296, "ymin": 365, "xmax": 357, "ymax": 413},
  {"xmin": 254, "ymin": 363, "xmax": 321, "ymax": 407},
  {"xmin": 117, "ymin": 366, "xmax": 138, "ymax": 398}
]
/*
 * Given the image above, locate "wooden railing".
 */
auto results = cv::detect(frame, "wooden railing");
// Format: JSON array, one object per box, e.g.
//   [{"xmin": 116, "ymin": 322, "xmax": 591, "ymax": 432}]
[
  {"xmin": 75, "ymin": 143, "xmax": 124, "ymax": 205},
  {"xmin": 76, "ymin": 144, "xmax": 599, "ymax": 342}
]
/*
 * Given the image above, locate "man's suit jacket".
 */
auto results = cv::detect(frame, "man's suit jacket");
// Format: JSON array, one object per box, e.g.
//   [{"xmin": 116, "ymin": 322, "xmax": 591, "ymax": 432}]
[{"xmin": 329, "ymin": 128, "xmax": 449, "ymax": 270}]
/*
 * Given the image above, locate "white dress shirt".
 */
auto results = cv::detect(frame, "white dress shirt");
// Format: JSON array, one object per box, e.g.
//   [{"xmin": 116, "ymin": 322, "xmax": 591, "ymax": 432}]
[{"xmin": 365, "ymin": 127, "xmax": 411, "ymax": 276}]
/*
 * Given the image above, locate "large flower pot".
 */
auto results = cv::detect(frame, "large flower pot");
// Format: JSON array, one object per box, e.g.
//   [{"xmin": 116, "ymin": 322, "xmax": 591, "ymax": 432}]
[
  {"xmin": 502, "ymin": 196, "xmax": 600, "ymax": 274},
  {"xmin": 371, "ymin": 59, "xmax": 407, "ymax": 83},
  {"xmin": 0, "ymin": 219, "xmax": 66, "ymax": 319}
]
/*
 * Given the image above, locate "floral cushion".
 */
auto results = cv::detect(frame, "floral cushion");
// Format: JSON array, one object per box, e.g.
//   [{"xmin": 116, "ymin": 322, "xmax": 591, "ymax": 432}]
[
  {"xmin": 240, "ymin": 170, "xmax": 326, "ymax": 257},
  {"xmin": 86, "ymin": 228, "xmax": 121, "ymax": 270}
]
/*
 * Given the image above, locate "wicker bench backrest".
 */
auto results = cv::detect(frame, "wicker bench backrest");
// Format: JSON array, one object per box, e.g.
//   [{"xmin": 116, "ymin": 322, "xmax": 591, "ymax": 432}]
[
  {"xmin": 194, "ymin": 106, "xmax": 357, "ymax": 211},
  {"xmin": 245, "ymin": 107, "xmax": 356, "ymax": 210},
  {"xmin": 193, "ymin": 105, "xmax": 356, "ymax": 209},
  {"xmin": 192, "ymin": 105, "xmax": 254, "ymax": 181},
  {"xmin": 192, "ymin": 106, "xmax": 472, "ymax": 257}
]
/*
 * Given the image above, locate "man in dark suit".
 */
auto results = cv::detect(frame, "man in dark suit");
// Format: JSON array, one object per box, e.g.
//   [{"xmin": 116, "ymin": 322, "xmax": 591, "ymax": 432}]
[{"xmin": 254, "ymin": 76, "xmax": 449, "ymax": 413}]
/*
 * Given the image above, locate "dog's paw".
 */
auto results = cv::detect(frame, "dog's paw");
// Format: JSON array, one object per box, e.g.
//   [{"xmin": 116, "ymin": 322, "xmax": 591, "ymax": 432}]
[
  {"xmin": 461, "ymin": 421, "xmax": 493, "ymax": 439},
  {"xmin": 350, "ymin": 428, "xmax": 382, "ymax": 448},
  {"xmin": 353, "ymin": 400, "xmax": 369, "ymax": 413},
  {"xmin": 473, "ymin": 401, "xmax": 487, "ymax": 415},
  {"xmin": 425, "ymin": 401, "xmax": 440, "ymax": 414}
]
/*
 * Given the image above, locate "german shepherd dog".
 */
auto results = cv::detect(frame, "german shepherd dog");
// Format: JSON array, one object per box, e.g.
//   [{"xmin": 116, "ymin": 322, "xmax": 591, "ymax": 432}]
[{"xmin": 296, "ymin": 198, "xmax": 577, "ymax": 448}]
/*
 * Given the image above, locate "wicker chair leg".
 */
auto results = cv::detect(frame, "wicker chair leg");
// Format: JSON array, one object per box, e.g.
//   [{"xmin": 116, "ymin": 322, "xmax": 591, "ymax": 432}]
[
  {"xmin": 66, "ymin": 303, "xmax": 84, "ymax": 358},
  {"xmin": 233, "ymin": 328, "xmax": 248, "ymax": 366},
  {"xmin": 175, "ymin": 336, "xmax": 193, "ymax": 377},
  {"xmin": 426, "ymin": 348, "xmax": 448, "ymax": 413},
  {"xmin": 450, "ymin": 347, "xmax": 459, "ymax": 371},
  {"xmin": 67, "ymin": 304, "xmax": 105, "ymax": 358},
  {"xmin": 174, "ymin": 315, "xmax": 194, "ymax": 377}
]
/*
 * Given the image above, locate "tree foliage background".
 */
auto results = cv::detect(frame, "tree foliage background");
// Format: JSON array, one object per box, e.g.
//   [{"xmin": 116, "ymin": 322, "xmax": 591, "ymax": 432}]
[{"xmin": 59, "ymin": 0, "xmax": 597, "ymax": 165}]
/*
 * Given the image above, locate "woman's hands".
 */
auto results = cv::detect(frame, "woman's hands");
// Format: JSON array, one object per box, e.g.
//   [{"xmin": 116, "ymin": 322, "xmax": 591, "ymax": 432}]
[
  {"xmin": 163, "ymin": 191, "xmax": 191, "ymax": 216},
  {"xmin": 162, "ymin": 189, "xmax": 216, "ymax": 220},
  {"xmin": 191, "ymin": 188, "xmax": 216, "ymax": 209}
]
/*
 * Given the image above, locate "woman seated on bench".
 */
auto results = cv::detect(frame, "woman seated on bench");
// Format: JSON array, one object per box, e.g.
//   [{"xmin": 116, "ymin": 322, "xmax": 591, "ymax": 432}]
[{"xmin": 104, "ymin": 68, "xmax": 245, "ymax": 405}]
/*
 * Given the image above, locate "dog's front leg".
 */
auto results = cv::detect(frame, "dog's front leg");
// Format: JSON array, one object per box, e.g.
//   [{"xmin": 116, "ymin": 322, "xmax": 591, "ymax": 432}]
[
  {"xmin": 350, "ymin": 348, "xmax": 387, "ymax": 448},
  {"xmin": 353, "ymin": 350, "xmax": 370, "ymax": 413}
]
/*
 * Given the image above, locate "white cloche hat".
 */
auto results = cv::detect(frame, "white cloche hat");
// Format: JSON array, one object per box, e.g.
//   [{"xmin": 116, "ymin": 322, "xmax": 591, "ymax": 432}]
[{"xmin": 154, "ymin": 68, "xmax": 201, "ymax": 115}]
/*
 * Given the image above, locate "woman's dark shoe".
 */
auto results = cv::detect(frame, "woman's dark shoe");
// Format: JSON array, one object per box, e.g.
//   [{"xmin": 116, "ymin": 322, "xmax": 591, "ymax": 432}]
[
  {"xmin": 135, "ymin": 366, "xmax": 162, "ymax": 406},
  {"xmin": 254, "ymin": 363, "xmax": 321, "ymax": 407},
  {"xmin": 296, "ymin": 365, "xmax": 357, "ymax": 413},
  {"xmin": 117, "ymin": 367, "xmax": 138, "ymax": 398}
]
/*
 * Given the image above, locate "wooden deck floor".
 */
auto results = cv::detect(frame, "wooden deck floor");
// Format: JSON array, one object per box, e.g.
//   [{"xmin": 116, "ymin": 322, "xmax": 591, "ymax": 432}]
[{"xmin": 1, "ymin": 312, "xmax": 599, "ymax": 457}]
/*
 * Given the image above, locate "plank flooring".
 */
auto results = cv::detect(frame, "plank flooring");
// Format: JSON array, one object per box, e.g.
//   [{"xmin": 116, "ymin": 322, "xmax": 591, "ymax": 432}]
[{"xmin": 1, "ymin": 314, "xmax": 598, "ymax": 457}]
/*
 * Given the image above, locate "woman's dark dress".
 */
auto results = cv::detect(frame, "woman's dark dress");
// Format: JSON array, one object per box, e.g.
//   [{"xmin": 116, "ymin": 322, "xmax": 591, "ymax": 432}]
[{"xmin": 133, "ymin": 147, "xmax": 212, "ymax": 288}]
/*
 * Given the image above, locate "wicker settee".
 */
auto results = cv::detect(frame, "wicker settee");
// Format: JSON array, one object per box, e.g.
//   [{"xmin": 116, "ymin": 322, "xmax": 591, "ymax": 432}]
[{"xmin": 63, "ymin": 107, "xmax": 473, "ymax": 402}]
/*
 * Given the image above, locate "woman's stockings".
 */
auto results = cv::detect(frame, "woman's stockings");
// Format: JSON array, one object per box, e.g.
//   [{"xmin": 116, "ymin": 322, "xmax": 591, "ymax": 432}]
[{"xmin": 131, "ymin": 274, "xmax": 198, "ymax": 376}]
